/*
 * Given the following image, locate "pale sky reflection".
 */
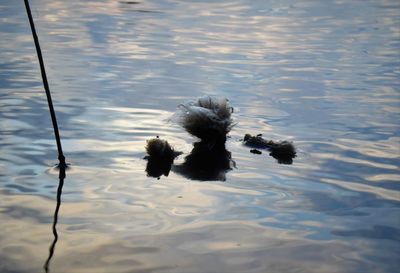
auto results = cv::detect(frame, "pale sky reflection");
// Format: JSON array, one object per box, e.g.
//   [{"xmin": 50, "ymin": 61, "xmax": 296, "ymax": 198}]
[{"xmin": 1, "ymin": 0, "xmax": 399, "ymax": 272}]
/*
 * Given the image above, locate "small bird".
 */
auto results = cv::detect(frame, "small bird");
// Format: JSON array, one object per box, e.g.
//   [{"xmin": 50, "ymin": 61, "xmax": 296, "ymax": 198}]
[
  {"xmin": 243, "ymin": 134, "xmax": 274, "ymax": 149},
  {"xmin": 243, "ymin": 133, "xmax": 296, "ymax": 164},
  {"xmin": 145, "ymin": 136, "xmax": 178, "ymax": 159},
  {"xmin": 145, "ymin": 136, "xmax": 181, "ymax": 178},
  {"xmin": 174, "ymin": 96, "xmax": 234, "ymax": 145}
]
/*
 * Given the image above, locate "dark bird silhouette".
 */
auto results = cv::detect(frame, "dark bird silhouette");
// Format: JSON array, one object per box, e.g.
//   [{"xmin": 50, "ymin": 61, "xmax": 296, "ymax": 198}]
[
  {"xmin": 243, "ymin": 133, "xmax": 296, "ymax": 164},
  {"xmin": 144, "ymin": 137, "xmax": 181, "ymax": 179}
]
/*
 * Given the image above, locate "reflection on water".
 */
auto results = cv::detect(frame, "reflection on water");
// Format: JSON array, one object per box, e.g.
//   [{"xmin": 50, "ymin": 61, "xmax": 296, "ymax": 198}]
[
  {"xmin": 44, "ymin": 166, "xmax": 66, "ymax": 273},
  {"xmin": 173, "ymin": 141, "xmax": 234, "ymax": 181},
  {"xmin": 1, "ymin": 0, "xmax": 400, "ymax": 272},
  {"xmin": 145, "ymin": 155, "xmax": 174, "ymax": 179},
  {"xmin": 145, "ymin": 139, "xmax": 234, "ymax": 181},
  {"xmin": 145, "ymin": 141, "xmax": 234, "ymax": 181}
]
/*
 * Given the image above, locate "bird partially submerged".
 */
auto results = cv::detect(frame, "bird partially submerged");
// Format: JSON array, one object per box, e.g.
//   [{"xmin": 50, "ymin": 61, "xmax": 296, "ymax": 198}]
[
  {"xmin": 145, "ymin": 136, "xmax": 181, "ymax": 178},
  {"xmin": 145, "ymin": 137, "xmax": 178, "ymax": 159},
  {"xmin": 174, "ymin": 96, "xmax": 234, "ymax": 145},
  {"xmin": 243, "ymin": 133, "xmax": 297, "ymax": 164}
]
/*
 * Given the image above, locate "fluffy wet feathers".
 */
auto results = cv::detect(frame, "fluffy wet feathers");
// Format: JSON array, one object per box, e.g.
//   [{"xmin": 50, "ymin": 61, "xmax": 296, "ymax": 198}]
[
  {"xmin": 144, "ymin": 96, "xmax": 297, "ymax": 180},
  {"xmin": 175, "ymin": 96, "xmax": 234, "ymax": 143},
  {"xmin": 145, "ymin": 137, "xmax": 180, "ymax": 159}
]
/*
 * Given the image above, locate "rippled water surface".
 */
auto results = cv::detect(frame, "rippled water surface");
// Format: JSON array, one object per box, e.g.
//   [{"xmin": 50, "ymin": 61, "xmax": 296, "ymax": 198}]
[{"xmin": 1, "ymin": 0, "xmax": 399, "ymax": 272}]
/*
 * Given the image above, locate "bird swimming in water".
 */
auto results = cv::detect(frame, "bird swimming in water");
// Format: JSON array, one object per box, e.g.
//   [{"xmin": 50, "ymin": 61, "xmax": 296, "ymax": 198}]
[
  {"xmin": 145, "ymin": 136, "xmax": 181, "ymax": 178},
  {"xmin": 174, "ymin": 96, "xmax": 234, "ymax": 145},
  {"xmin": 144, "ymin": 97, "xmax": 297, "ymax": 181},
  {"xmin": 145, "ymin": 136, "xmax": 178, "ymax": 159},
  {"xmin": 243, "ymin": 133, "xmax": 297, "ymax": 164}
]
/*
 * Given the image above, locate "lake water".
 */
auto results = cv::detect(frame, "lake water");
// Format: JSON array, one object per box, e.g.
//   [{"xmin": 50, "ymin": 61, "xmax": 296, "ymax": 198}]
[{"xmin": 1, "ymin": 0, "xmax": 399, "ymax": 272}]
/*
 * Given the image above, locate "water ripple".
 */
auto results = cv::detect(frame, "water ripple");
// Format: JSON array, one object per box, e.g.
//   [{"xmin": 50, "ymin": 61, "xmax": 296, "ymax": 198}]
[{"xmin": 1, "ymin": 0, "xmax": 400, "ymax": 272}]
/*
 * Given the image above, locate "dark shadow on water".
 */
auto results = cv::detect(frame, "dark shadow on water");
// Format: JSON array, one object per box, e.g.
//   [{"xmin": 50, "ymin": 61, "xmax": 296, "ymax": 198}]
[
  {"xmin": 119, "ymin": 0, "xmax": 140, "ymax": 4},
  {"xmin": 144, "ymin": 139, "xmax": 234, "ymax": 181},
  {"xmin": 269, "ymin": 146, "xmax": 296, "ymax": 165},
  {"xmin": 145, "ymin": 155, "xmax": 174, "ymax": 179},
  {"xmin": 43, "ymin": 165, "xmax": 66, "ymax": 273},
  {"xmin": 118, "ymin": 1, "xmax": 162, "ymax": 13},
  {"xmin": 173, "ymin": 141, "xmax": 234, "ymax": 181}
]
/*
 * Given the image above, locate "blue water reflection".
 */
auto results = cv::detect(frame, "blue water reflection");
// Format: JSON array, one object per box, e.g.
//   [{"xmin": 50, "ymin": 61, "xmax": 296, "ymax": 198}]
[{"xmin": 0, "ymin": 0, "xmax": 399, "ymax": 272}]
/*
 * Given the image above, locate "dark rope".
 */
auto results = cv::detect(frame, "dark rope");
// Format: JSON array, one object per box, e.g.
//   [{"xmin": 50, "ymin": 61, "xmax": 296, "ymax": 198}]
[
  {"xmin": 24, "ymin": 0, "xmax": 66, "ymax": 167},
  {"xmin": 44, "ymin": 166, "xmax": 66, "ymax": 273}
]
